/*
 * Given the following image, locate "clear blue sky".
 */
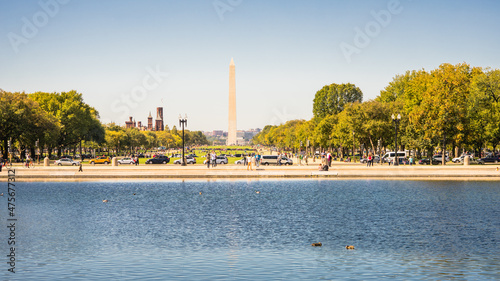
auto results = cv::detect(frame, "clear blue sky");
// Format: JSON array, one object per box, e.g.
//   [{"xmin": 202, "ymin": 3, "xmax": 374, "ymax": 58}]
[{"xmin": 1, "ymin": 0, "xmax": 499, "ymax": 131}]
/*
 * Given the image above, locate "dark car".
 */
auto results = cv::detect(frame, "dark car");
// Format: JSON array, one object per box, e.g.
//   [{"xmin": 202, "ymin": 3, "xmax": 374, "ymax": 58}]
[
  {"xmin": 145, "ymin": 155, "xmax": 170, "ymax": 164},
  {"xmin": 479, "ymin": 155, "xmax": 500, "ymax": 163},
  {"xmin": 418, "ymin": 158, "xmax": 440, "ymax": 165}
]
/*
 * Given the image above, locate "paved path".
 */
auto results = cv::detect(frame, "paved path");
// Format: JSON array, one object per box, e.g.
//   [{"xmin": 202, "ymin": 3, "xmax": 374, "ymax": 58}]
[{"xmin": 2, "ymin": 163, "xmax": 500, "ymax": 181}]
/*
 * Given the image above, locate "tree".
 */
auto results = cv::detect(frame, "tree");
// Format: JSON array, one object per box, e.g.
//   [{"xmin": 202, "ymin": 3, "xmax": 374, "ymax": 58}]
[
  {"xmin": 0, "ymin": 91, "xmax": 58, "ymax": 158},
  {"xmin": 105, "ymin": 128, "xmax": 126, "ymax": 154},
  {"xmin": 469, "ymin": 69, "xmax": 500, "ymax": 150},
  {"xmin": 413, "ymin": 63, "xmax": 482, "ymax": 161},
  {"xmin": 313, "ymin": 83, "xmax": 363, "ymax": 118},
  {"xmin": 314, "ymin": 115, "xmax": 336, "ymax": 150},
  {"xmin": 126, "ymin": 128, "xmax": 146, "ymax": 153},
  {"xmin": 30, "ymin": 91, "xmax": 105, "ymax": 156},
  {"xmin": 377, "ymin": 70, "xmax": 419, "ymax": 103}
]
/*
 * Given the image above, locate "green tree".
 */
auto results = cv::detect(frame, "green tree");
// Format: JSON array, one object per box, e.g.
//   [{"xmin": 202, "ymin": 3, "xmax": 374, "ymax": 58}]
[
  {"xmin": 0, "ymin": 91, "xmax": 59, "ymax": 158},
  {"xmin": 469, "ymin": 69, "xmax": 500, "ymax": 150},
  {"xmin": 313, "ymin": 83, "xmax": 363, "ymax": 118},
  {"xmin": 30, "ymin": 90, "xmax": 105, "ymax": 156}
]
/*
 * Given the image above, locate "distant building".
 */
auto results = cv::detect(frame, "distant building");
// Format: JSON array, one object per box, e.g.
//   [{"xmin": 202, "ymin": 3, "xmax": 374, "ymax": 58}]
[
  {"xmin": 125, "ymin": 117, "xmax": 135, "ymax": 129},
  {"xmin": 213, "ymin": 130, "xmax": 224, "ymax": 137},
  {"xmin": 147, "ymin": 112, "xmax": 153, "ymax": 130},
  {"xmin": 123, "ymin": 107, "xmax": 165, "ymax": 131},
  {"xmin": 155, "ymin": 107, "xmax": 164, "ymax": 131}
]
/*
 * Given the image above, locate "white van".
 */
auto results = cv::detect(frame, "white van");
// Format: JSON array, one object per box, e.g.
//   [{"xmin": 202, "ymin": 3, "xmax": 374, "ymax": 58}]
[
  {"xmin": 381, "ymin": 151, "xmax": 406, "ymax": 163},
  {"xmin": 260, "ymin": 155, "xmax": 293, "ymax": 165}
]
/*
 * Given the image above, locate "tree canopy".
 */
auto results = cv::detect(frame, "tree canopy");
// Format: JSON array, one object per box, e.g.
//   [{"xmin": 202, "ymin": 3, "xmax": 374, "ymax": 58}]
[
  {"xmin": 254, "ymin": 63, "xmax": 500, "ymax": 157},
  {"xmin": 313, "ymin": 83, "xmax": 363, "ymax": 118}
]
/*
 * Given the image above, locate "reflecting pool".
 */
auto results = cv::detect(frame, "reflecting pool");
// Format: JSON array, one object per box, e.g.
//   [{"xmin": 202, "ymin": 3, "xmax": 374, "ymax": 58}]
[{"xmin": 1, "ymin": 180, "xmax": 499, "ymax": 280}]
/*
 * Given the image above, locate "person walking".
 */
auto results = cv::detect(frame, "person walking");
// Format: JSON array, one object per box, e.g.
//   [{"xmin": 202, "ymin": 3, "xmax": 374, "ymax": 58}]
[
  {"xmin": 256, "ymin": 153, "xmax": 261, "ymax": 167},
  {"xmin": 251, "ymin": 154, "xmax": 256, "ymax": 170},
  {"xmin": 247, "ymin": 155, "xmax": 253, "ymax": 171},
  {"xmin": 206, "ymin": 153, "xmax": 210, "ymax": 168},
  {"xmin": 78, "ymin": 162, "xmax": 83, "ymax": 172}
]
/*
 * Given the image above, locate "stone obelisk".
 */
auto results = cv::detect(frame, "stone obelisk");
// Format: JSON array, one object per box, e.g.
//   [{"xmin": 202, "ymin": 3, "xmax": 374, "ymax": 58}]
[{"xmin": 227, "ymin": 58, "xmax": 237, "ymax": 145}]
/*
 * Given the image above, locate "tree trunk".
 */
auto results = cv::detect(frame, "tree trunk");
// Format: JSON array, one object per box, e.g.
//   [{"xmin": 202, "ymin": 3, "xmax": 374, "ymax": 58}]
[{"xmin": 2, "ymin": 139, "xmax": 7, "ymax": 159}]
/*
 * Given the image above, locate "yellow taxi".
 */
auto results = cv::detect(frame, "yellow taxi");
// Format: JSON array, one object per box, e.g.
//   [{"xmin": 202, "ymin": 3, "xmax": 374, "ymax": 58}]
[{"xmin": 89, "ymin": 156, "xmax": 111, "ymax": 165}]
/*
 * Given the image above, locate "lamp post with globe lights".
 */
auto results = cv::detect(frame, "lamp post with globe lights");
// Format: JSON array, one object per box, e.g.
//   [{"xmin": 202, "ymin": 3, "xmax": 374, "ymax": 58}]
[
  {"xmin": 179, "ymin": 114, "xmax": 188, "ymax": 166},
  {"xmin": 392, "ymin": 114, "xmax": 401, "ymax": 166}
]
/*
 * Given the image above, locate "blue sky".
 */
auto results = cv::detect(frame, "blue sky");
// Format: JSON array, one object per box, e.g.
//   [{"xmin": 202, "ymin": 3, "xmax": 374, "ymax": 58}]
[{"xmin": 1, "ymin": 0, "xmax": 499, "ymax": 131}]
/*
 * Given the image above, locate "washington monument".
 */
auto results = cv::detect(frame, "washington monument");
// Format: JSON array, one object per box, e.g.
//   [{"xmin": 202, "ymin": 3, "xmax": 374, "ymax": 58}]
[{"xmin": 227, "ymin": 58, "xmax": 237, "ymax": 145}]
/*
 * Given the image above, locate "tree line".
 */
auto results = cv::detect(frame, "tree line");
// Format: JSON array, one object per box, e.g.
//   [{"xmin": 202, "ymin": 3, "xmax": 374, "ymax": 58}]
[
  {"xmin": 104, "ymin": 123, "xmax": 209, "ymax": 154},
  {"xmin": 0, "ymin": 90, "xmax": 208, "ymax": 159},
  {"xmin": 252, "ymin": 63, "xmax": 500, "ymax": 158}
]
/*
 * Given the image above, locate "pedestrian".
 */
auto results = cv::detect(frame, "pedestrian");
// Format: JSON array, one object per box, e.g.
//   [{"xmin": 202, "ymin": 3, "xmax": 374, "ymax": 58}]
[
  {"xmin": 251, "ymin": 154, "xmax": 256, "ymax": 170},
  {"xmin": 78, "ymin": 162, "xmax": 83, "ymax": 172},
  {"xmin": 305, "ymin": 154, "xmax": 308, "ymax": 165},
  {"xmin": 247, "ymin": 155, "xmax": 253, "ymax": 171},
  {"xmin": 409, "ymin": 156, "xmax": 413, "ymax": 166},
  {"xmin": 256, "ymin": 153, "xmax": 261, "ymax": 167},
  {"xmin": 211, "ymin": 152, "xmax": 217, "ymax": 167},
  {"xmin": 367, "ymin": 154, "xmax": 371, "ymax": 167},
  {"xmin": 206, "ymin": 153, "xmax": 210, "ymax": 168}
]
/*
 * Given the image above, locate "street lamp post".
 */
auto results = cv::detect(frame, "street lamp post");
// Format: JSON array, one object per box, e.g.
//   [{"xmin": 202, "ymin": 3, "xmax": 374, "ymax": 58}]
[
  {"xmin": 179, "ymin": 114, "xmax": 188, "ymax": 166},
  {"xmin": 392, "ymin": 113, "xmax": 401, "ymax": 166}
]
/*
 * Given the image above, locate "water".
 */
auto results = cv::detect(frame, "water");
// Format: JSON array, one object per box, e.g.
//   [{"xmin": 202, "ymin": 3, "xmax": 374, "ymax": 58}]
[{"xmin": 1, "ymin": 180, "xmax": 498, "ymax": 280}]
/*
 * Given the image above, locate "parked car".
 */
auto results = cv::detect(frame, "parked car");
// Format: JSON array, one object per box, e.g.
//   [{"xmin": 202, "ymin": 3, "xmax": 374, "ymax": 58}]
[
  {"xmin": 145, "ymin": 155, "xmax": 170, "ymax": 164},
  {"xmin": 203, "ymin": 156, "xmax": 228, "ymax": 165},
  {"xmin": 187, "ymin": 154, "xmax": 198, "ymax": 158},
  {"xmin": 418, "ymin": 158, "xmax": 440, "ymax": 165},
  {"xmin": 54, "ymin": 158, "xmax": 80, "ymax": 166},
  {"xmin": 174, "ymin": 157, "xmax": 196, "ymax": 164},
  {"xmin": 472, "ymin": 158, "xmax": 485, "ymax": 165},
  {"xmin": 452, "ymin": 155, "xmax": 475, "ymax": 163},
  {"xmin": 478, "ymin": 155, "xmax": 500, "ymax": 163},
  {"xmin": 452, "ymin": 155, "xmax": 465, "ymax": 163},
  {"xmin": 260, "ymin": 155, "xmax": 293, "ymax": 165},
  {"xmin": 360, "ymin": 156, "xmax": 380, "ymax": 164},
  {"xmin": 118, "ymin": 157, "xmax": 136, "ymax": 165},
  {"xmin": 235, "ymin": 158, "xmax": 246, "ymax": 165},
  {"xmin": 89, "ymin": 156, "xmax": 111, "ymax": 165},
  {"xmin": 432, "ymin": 154, "xmax": 450, "ymax": 163}
]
